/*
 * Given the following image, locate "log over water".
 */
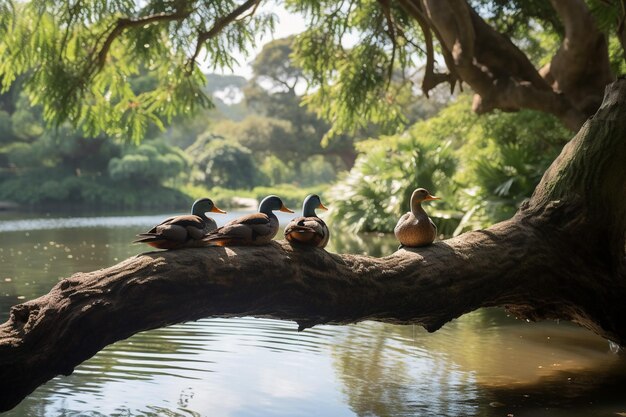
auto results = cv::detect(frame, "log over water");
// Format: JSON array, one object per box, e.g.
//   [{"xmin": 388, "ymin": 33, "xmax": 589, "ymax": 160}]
[{"xmin": 1, "ymin": 80, "xmax": 625, "ymax": 411}]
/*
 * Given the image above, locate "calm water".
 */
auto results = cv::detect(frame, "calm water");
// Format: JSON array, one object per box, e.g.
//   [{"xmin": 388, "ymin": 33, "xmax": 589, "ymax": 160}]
[{"xmin": 1, "ymin": 210, "xmax": 625, "ymax": 417}]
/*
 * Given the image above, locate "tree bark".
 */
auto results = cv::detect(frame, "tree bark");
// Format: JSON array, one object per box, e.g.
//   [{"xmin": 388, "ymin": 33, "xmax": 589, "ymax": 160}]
[
  {"xmin": 1, "ymin": 80, "xmax": 625, "ymax": 411},
  {"xmin": 399, "ymin": 0, "xmax": 615, "ymax": 131}
]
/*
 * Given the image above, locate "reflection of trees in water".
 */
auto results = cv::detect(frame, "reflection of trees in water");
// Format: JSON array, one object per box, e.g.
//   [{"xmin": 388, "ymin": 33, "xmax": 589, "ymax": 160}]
[
  {"xmin": 331, "ymin": 310, "xmax": 626, "ymax": 417},
  {"xmin": 331, "ymin": 322, "xmax": 478, "ymax": 417},
  {"xmin": 481, "ymin": 361, "xmax": 626, "ymax": 416}
]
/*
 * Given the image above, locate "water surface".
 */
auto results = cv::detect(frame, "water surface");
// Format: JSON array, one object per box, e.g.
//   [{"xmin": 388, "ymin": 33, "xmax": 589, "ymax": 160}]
[{"xmin": 1, "ymin": 211, "xmax": 624, "ymax": 417}]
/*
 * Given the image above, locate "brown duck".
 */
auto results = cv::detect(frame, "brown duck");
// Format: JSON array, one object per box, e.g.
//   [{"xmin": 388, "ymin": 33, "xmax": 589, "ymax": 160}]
[
  {"xmin": 204, "ymin": 195, "xmax": 293, "ymax": 246},
  {"xmin": 284, "ymin": 194, "xmax": 330, "ymax": 248},
  {"xmin": 134, "ymin": 198, "xmax": 226, "ymax": 249},
  {"xmin": 394, "ymin": 188, "xmax": 440, "ymax": 248}
]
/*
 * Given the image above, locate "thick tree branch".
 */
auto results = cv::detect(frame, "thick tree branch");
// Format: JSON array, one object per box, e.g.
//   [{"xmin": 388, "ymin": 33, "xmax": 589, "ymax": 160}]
[
  {"xmin": 95, "ymin": 8, "xmax": 192, "ymax": 70},
  {"xmin": 397, "ymin": 0, "xmax": 457, "ymax": 96},
  {"xmin": 540, "ymin": 0, "xmax": 614, "ymax": 116},
  {"xmin": 400, "ymin": 0, "xmax": 611, "ymax": 130},
  {"xmin": 1, "ymin": 80, "xmax": 625, "ymax": 412}
]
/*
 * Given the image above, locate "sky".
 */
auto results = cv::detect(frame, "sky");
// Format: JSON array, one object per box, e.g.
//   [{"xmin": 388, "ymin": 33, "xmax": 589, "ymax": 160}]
[{"xmin": 203, "ymin": 4, "xmax": 307, "ymax": 79}]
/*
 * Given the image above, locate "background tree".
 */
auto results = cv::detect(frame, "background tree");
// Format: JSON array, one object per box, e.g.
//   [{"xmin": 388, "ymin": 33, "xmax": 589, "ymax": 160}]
[
  {"xmin": 108, "ymin": 141, "xmax": 188, "ymax": 186},
  {"xmin": 0, "ymin": 83, "xmax": 190, "ymax": 207},
  {"xmin": 187, "ymin": 134, "xmax": 262, "ymax": 189},
  {"xmin": 242, "ymin": 36, "xmax": 359, "ymax": 168}
]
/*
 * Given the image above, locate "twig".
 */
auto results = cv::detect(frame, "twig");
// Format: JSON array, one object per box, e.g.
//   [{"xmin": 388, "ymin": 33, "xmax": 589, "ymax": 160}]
[{"xmin": 187, "ymin": 0, "xmax": 262, "ymax": 70}]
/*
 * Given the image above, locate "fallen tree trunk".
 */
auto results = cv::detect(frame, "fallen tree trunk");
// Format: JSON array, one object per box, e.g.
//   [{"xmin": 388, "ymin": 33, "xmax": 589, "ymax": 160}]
[{"xmin": 1, "ymin": 80, "xmax": 625, "ymax": 411}]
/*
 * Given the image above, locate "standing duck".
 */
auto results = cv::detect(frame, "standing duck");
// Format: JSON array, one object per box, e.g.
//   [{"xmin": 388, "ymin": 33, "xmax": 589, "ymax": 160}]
[
  {"xmin": 134, "ymin": 198, "xmax": 226, "ymax": 249},
  {"xmin": 394, "ymin": 188, "xmax": 440, "ymax": 248},
  {"xmin": 284, "ymin": 194, "xmax": 330, "ymax": 248},
  {"xmin": 204, "ymin": 195, "xmax": 293, "ymax": 246}
]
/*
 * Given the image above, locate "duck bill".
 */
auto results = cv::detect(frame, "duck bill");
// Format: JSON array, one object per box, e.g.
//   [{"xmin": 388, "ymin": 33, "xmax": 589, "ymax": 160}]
[
  {"xmin": 280, "ymin": 205, "xmax": 294, "ymax": 213},
  {"xmin": 318, "ymin": 203, "xmax": 329, "ymax": 211},
  {"xmin": 211, "ymin": 206, "xmax": 227, "ymax": 214},
  {"xmin": 424, "ymin": 195, "xmax": 441, "ymax": 201}
]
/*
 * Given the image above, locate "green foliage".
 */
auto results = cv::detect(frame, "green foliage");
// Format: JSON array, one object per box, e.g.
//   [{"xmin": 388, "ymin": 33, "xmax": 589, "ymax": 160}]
[
  {"xmin": 452, "ymin": 98, "xmax": 568, "ymax": 233},
  {"xmin": 10, "ymin": 94, "xmax": 44, "ymax": 140},
  {"xmin": 469, "ymin": 0, "xmax": 563, "ymax": 36},
  {"xmin": 0, "ymin": 0, "xmax": 623, "ymax": 144},
  {"xmin": 0, "ymin": 0, "xmax": 276, "ymax": 141},
  {"xmin": 245, "ymin": 183, "xmax": 329, "ymax": 209},
  {"xmin": 0, "ymin": 86, "xmax": 191, "ymax": 207},
  {"xmin": 5, "ymin": 121, "xmax": 120, "ymax": 172},
  {"xmin": 328, "ymin": 95, "xmax": 570, "ymax": 234},
  {"xmin": 251, "ymin": 36, "xmax": 303, "ymax": 92},
  {"xmin": 327, "ymin": 129, "xmax": 458, "ymax": 234},
  {"xmin": 5, "ymin": 142, "xmax": 42, "ymax": 168},
  {"xmin": 108, "ymin": 140, "xmax": 188, "ymax": 185},
  {"xmin": 298, "ymin": 155, "xmax": 337, "ymax": 186},
  {"xmin": 187, "ymin": 134, "xmax": 261, "ymax": 189},
  {"xmin": 243, "ymin": 36, "xmax": 347, "ymax": 157},
  {"xmin": 0, "ymin": 110, "xmax": 16, "ymax": 144},
  {"xmin": 608, "ymin": 35, "xmax": 626, "ymax": 76},
  {"xmin": 259, "ymin": 154, "xmax": 292, "ymax": 185},
  {"xmin": 295, "ymin": 32, "xmax": 410, "ymax": 140},
  {"xmin": 0, "ymin": 170, "xmax": 189, "ymax": 208},
  {"xmin": 213, "ymin": 116, "xmax": 296, "ymax": 158},
  {"xmin": 0, "ymin": 0, "xmax": 437, "ymax": 142}
]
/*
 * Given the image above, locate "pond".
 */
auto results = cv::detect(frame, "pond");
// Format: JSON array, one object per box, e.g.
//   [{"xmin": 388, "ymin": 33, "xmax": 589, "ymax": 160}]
[{"xmin": 1, "ymin": 210, "xmax": 625, "ymax": 417}]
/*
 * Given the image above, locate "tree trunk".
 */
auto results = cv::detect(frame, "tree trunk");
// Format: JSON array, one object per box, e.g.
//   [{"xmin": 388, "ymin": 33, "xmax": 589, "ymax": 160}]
[
  {"xmin": 1, "ymin": 80, "xmax": 625, "ymax": 411},
  {"xmin": 398, "ymin": 0, "xmax": 615, "ymax": 131}
]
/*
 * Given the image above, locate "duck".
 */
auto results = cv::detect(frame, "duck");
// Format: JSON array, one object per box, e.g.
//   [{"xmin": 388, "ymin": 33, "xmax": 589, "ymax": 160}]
[
  {"xmin": 203, "ymin": 195, "xmax": 293, "ymax": 246},
  {"xmin": 284, "ymin": 194, "xmax": 330, "ymax": 248},
  {"xmin": 394, "ymin": 188, "xmax": 440, "ymax": 248},
  {"xmin": 134, "ymin": 198, "xmax": 226, "ymax": 249}
]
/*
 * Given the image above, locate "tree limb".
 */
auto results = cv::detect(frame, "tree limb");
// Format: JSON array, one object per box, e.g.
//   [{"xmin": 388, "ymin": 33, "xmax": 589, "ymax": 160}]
[
  {"xmin": 399, "ymin": 0, "xmax": 607, "ymax": 130},
  {"xmin": 396, "ymin": 0, "xmax": 457, "ymax": 96},
  {"xmin": 1, "ymin": 79, "xmax": 626, "ymax": 412},
  {"xmin": 541, "ymin": 0, "xmax": 614, "ymax": 116},
  {"xmin": 188, "ymin": 0, "xmax": 261, "ymax": 68},
  {"xmin": 95, "ymin": 8, "xmax": 192, "ymax": 70}
]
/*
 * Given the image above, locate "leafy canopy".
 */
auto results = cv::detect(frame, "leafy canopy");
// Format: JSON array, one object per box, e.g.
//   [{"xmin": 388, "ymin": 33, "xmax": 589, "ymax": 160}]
[
  {"xmin": 1, "ymin": 0, "xmax": 622, "ymax": 142},
  {"xmin": 0, "ymin": 0, "xmax": 275, "ymax": 142}
]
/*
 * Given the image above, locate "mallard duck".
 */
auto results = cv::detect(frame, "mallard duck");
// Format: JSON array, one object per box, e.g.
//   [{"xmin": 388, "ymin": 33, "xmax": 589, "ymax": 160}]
[
  {"xmin": 134, "ymin": 198, "xmax": 226, "ymax": 249},
  {"xmin": 394, "ymin": 188, "xmax": 440, "ymax": 248},
  {"xmin": 284, "ymin": 194, "xmax": 330, "ymax": 248},
  {"xmin": 203, "ymin": 195, "xmax": 293, "ymax": 246}
]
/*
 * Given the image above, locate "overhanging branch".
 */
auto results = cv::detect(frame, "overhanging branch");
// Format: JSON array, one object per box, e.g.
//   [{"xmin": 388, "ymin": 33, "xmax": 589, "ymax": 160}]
[
  {"xmin": 542, "ymin": 0, "xmax": 614, "ymax": 116},
  {"xmin": 95, "ymin": 8, "xmax": 192, "ymax": 70},
  {"xmin": 187, "ymin": 0, "xmax": 261, "ymax": 68},
  {"xmin": 399, "ymin": 0, "xmax": 607, "ymax": 130}
]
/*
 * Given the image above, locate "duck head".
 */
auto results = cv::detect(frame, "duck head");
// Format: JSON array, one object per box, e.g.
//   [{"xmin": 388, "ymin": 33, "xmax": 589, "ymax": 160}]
[
  {"xmin": 191, "ymin": 198, "xmax": 227, "ymax": 217},
  {"xmin": 410, "ymin": 188, "xmax": 440, "ymax": 207},
  {"xmin": 259, "ymin": 195, "xmax": 294, "ymax": 214},
  {"xmin": 302, "ymin": 194, "xmax": 328, "ymax": 217}
]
